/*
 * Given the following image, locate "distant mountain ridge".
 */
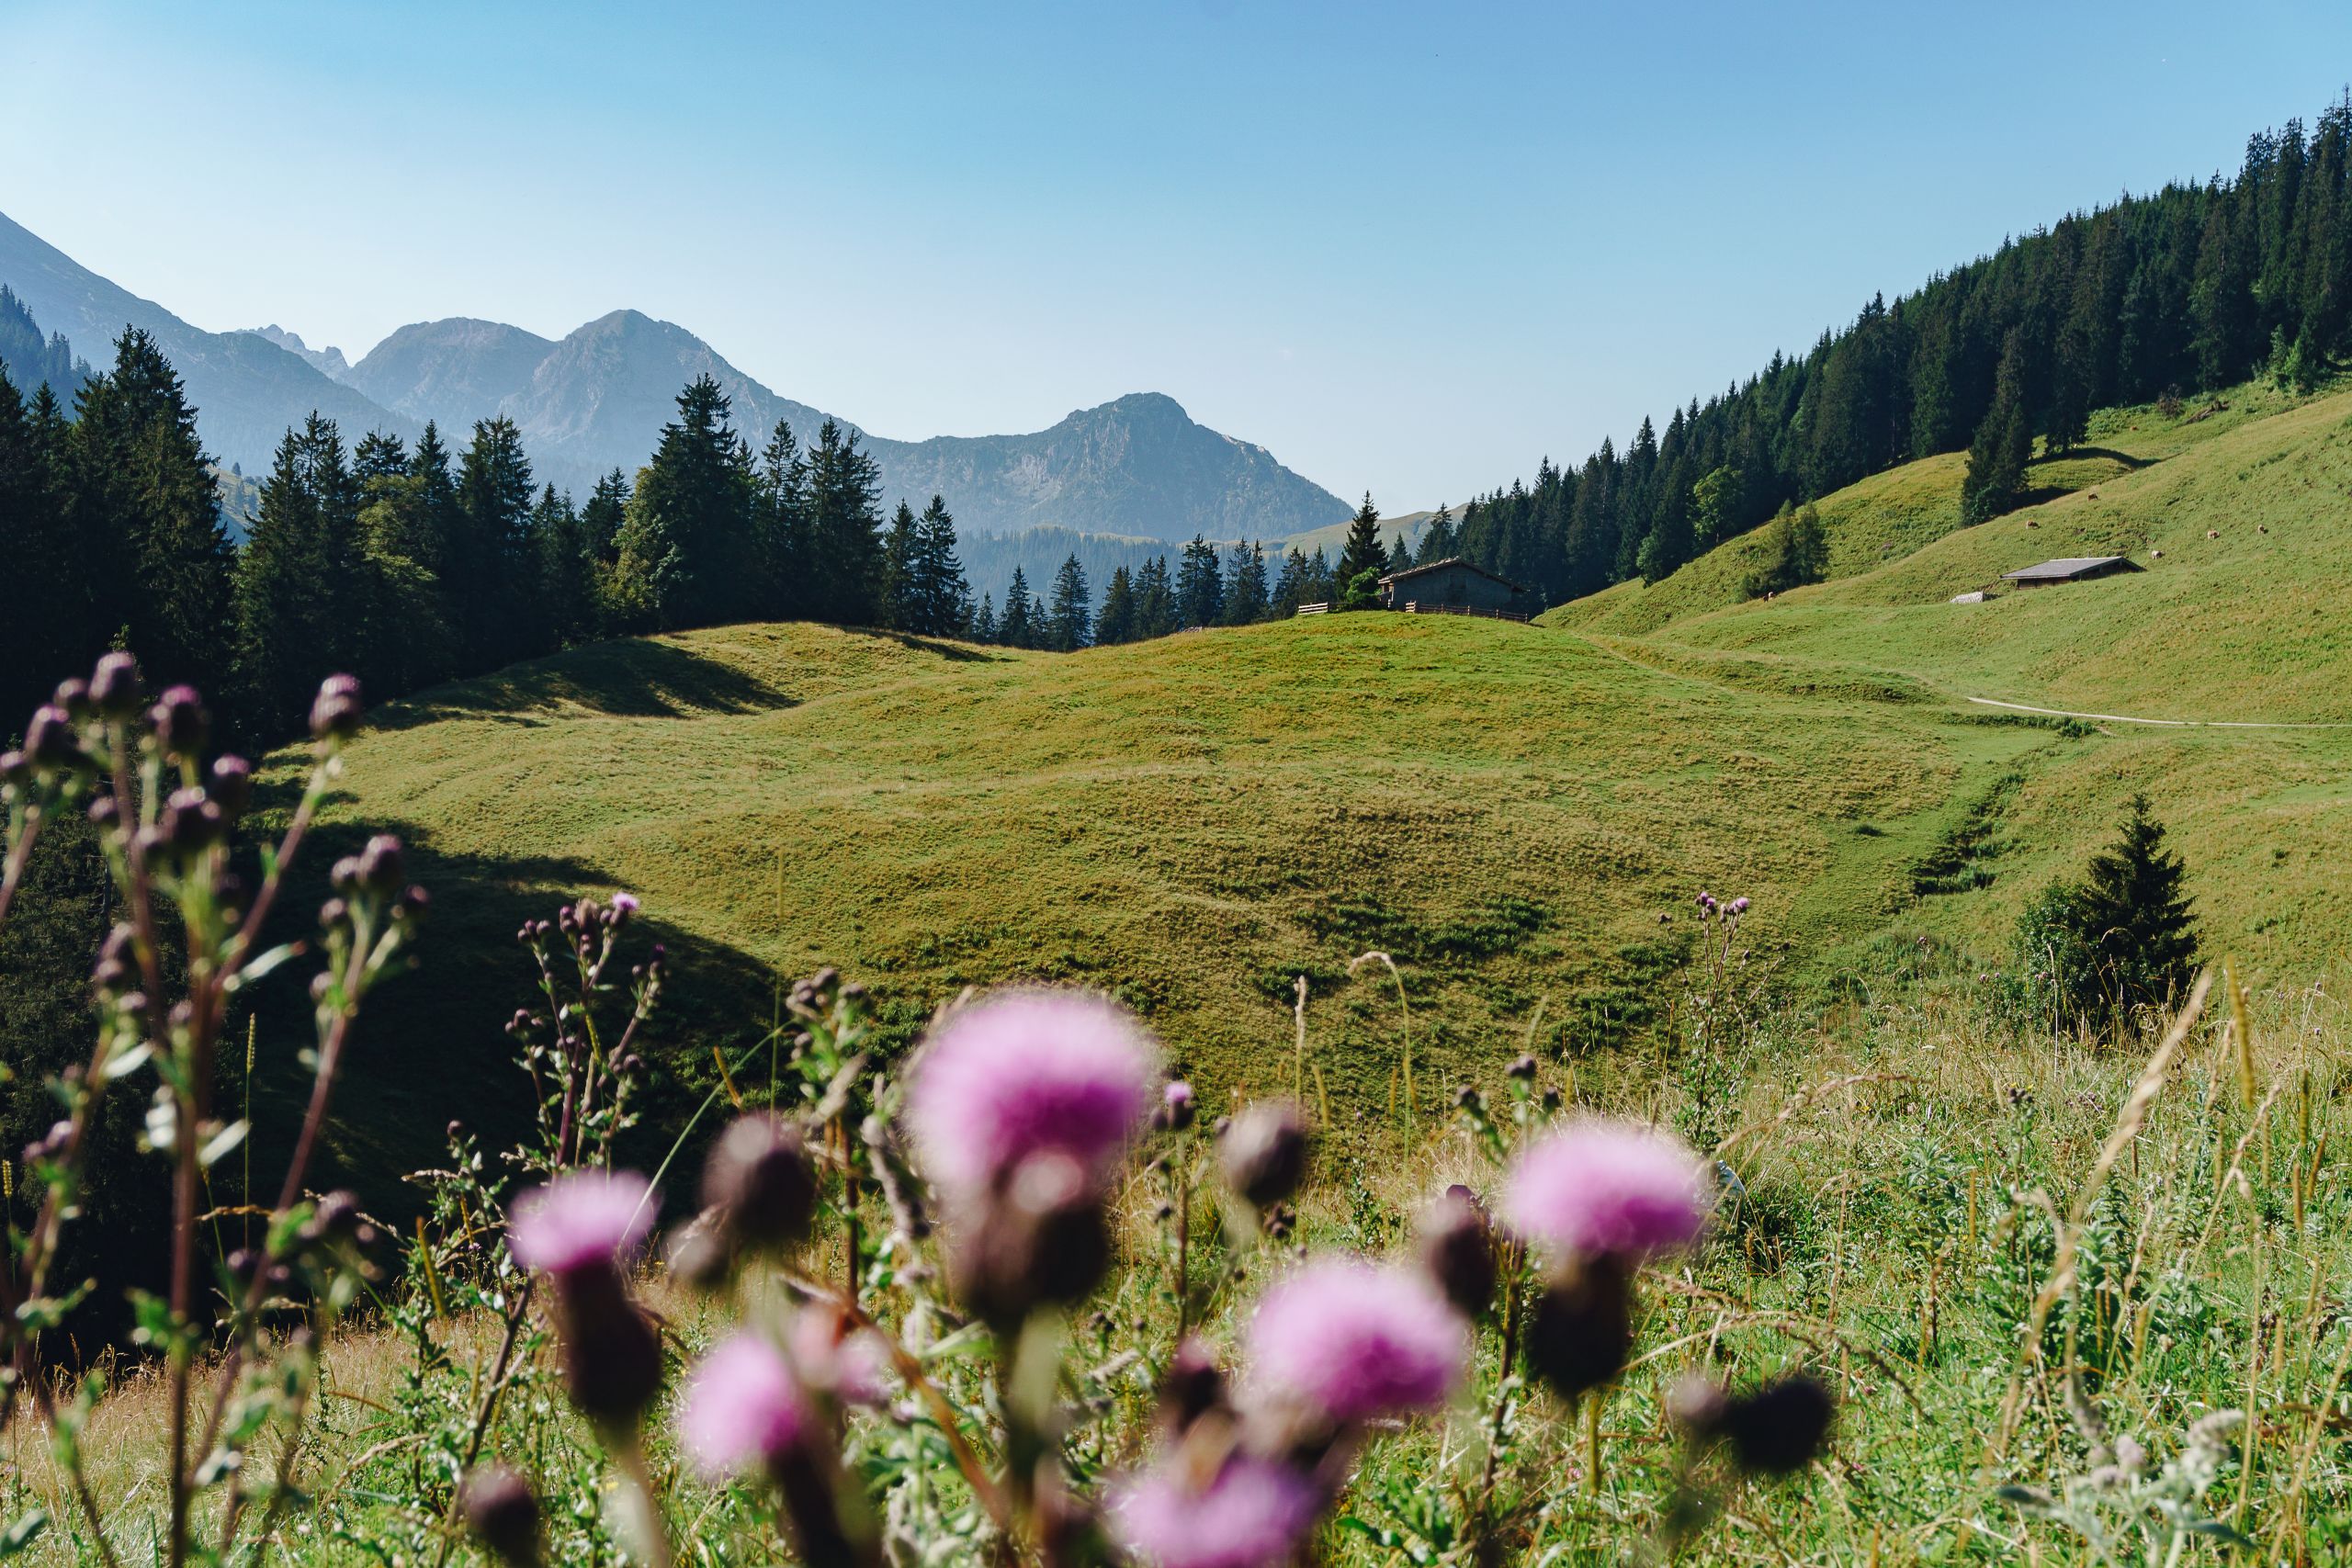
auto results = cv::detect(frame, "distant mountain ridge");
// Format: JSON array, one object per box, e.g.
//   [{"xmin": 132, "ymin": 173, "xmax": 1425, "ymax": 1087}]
[
  {"xmin": 0, "ymin": 208, "xmax": 1347, "ymax": 543},
  {"xmin": 336, "ymin": 311, "xmax": 1348, "ymax": 537}
]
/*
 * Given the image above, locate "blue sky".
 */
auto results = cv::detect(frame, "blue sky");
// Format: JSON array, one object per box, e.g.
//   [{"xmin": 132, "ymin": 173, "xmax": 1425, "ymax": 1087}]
[{"xmin": 6, "ymin": 2, "xmax": 2350, "ymax": 508}]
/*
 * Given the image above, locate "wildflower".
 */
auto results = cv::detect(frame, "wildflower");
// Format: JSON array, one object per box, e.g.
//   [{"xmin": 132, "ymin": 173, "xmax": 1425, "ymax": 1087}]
[
  {"xmin": 610, "ymin": 891, "xmax": 640, "ymax": 925},
  {"xmin": 1155, "ymin": 1078, "xmax": 1196, "ymax": 1132},
  {"xmin": 1110, "ymin": 1453, "xmax": 1319, "ymax": 1568},
  {"xmin": 1503, "ymin": 1122, "xmax": 1705, "ymax": 1260},
  {"xmin": 460, "ymin": 1465, "xmax": 544, "ymax": 1568},
  {"xmin": 906, "ymin": 989, "xmax": 1159, "ymax": 1201},
  {"xmin": 679, "ymin": 1334, "xmax": 812, "ymax": 1477},
  {"xmin": 508, "ymin": 1170, "xmax": 653, "ymax": 1274},
  {"xmin": 1417, "ymin": 1186, "xmax": 1498, "ymax": 1319},
  {"xmin": 789, "ymin": 1308, "xmax": 890, "ymax": 1406},
  {"xmin": 702, "ymin": 1112, "xmax": 818, "ymax": 1250},
  {"xmin": 680, "ymin": 1332, "xmax": 876, "ymax": 1564},
  {"xmin": 1219, "ymin": 1100, "xmax": 1309, "ymax": 1210},
  {"xmin": 1246, "ymin": 1259, "xmax": 1467, "ymax": 1426},
  {"xmin": 508, "ymin": 1171, "xmax": 662, "ymax": 1430}
]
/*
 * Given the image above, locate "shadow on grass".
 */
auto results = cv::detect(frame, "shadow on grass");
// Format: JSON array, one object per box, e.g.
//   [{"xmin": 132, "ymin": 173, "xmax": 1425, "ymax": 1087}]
[
  {"xmin": 371, "ymin": 635, "xmax": 798, "ymax": 730},
  {"xmin": 235, "ymin": 811, "xmax": 783, "ymax": 1243},
  {"xmin": 2035, "ymin": 446, "xmax": 2159, "ymax": 472}
]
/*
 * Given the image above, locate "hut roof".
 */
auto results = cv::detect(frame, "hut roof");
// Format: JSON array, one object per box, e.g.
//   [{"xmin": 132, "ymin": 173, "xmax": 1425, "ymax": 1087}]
[
  {"xmin": 1999, "ymin": 556, "xmax": 2132, "ymax": 583},
  {"xmin": 1376, "ymin": 556, "xmax": 1530, "ymax": 592}
]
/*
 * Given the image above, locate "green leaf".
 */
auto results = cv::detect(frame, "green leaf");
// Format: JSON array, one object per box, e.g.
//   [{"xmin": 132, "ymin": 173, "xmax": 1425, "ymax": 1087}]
[
  {"xmin": 2188, "ymin": 1520, "xmax": 2256, "ymax": 1548},
  {"xmin": 0, "ymin": 1509, "xmax": 47, "ymax": 1557},
  {"xmin": 227, "ymin": 941, "xmax": 304, "ymax": 992}
]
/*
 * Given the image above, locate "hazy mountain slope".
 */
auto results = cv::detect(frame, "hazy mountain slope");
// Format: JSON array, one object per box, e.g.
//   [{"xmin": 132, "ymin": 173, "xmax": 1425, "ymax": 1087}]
[
  {"xmin": 345, "ymin": 317, "xmax": 559, "ymax": 433},
  {"xmin": 868, "ymin": 392, "xmax": 1350, "ymax": 540},
  {"xmin": 349, "ymin": 312, "xmax": 1348, "ymax": 536},
  {"xmin": 243, "ymin": 324, "xmax": 351, "ymax": 379},
  {"xmin": 0, "ymin": 209, "xmax": 413, "ymax": 467}
]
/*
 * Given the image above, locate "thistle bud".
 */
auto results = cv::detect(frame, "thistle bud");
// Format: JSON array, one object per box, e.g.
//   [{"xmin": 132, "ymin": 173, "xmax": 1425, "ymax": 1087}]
[
  {"xmin": 1418, "ymin": 1186, "xmax": 1498, "ymax": 1319},
  {"xmin": 355, "ymin": 833, "xmax": 406, "ymax": 896},
  {"xmin": 208, "ymin": 754, "xmax": 253, "ymax": 818},
  {"xmin": 1158, "ymin": 1336, "xmax": 1227, "ymax": 1436},
  {"xmin": 149, "ymin": 685, "xmax": 209, "ymax": 757},
  {"xmin": 52, "ymin": 678, "xmax": 91, "ymax": 718},
  {"xmin": 309, "ymin": 673, "xmax": 363, "ymax": 740},
  {"xmin": 1526, "ymin": 1255, "xmax": 1634, "ymax": 1401},
  {"xmin": 24, "ymin": 705, "xmax": 83, "ymax": 773},
  {"xmin": 1154, "ymin": 1079, "xmax": 1196, "ymax": 1133},
  {"xmin": 701, "ymin": 1113, "xmax": 817, "ymax": 1250},
  {"xmin": 461, "ymin": 1465, "xmax": 544, "ymax": 1568},
  {"xmin": 1703, "ymin": 1373, "xmax": 1835, "ymax": 1476},
  {"xmin": 159, "ymin": 787, "xmax": 225, "ymax": 853},
  {"xmin": 1218, "ymin": 1100, "xmax": 1308, "ymax": 1210},
  {"xmin": 1508, "ymin": 1054, "xmax": 1539, "ymax": 1080},
  {"xmin": 87, "ymin": 652, "xmax": 142, "ymax": 718},
  {"xmin": 954, "ymin": 1151, "xmax": 1109, "ymax": 1325},
  {"xmin": 0, "ymin": 750, "xmax": 27, "ymax": 788}
]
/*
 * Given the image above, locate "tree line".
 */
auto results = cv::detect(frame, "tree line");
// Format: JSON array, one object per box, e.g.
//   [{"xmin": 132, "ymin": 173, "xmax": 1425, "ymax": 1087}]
[
  {"xmin": 0, "ymin": 336, "xmax": 990, "ymax": 741},
  {"xmin": 967, "ymin": 491, "xmax": 1483, "ymax": 649},
  {"xmin": 1447, "ymin": 95, "xmax": 2352, "ymax": 605}
]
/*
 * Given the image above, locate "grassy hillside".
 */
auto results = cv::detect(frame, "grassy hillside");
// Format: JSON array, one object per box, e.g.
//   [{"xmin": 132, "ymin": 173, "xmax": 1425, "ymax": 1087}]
[
  {"xmin": 273, "ymin": 615, "xmax": 2067, "ymax": 1185},
  {"xmin": 263, "ymin": 376, "xmax": 2352, "ymax": 1199}
]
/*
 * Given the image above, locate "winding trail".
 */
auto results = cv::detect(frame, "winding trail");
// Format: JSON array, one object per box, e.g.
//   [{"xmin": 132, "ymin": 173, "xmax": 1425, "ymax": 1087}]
[{"xmin": 1966, "ymin": 696, "xmax": 2352, "ymax": 730}]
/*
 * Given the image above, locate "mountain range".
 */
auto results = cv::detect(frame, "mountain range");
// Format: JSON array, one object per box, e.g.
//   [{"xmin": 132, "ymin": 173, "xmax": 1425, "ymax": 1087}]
[{"xmin": 0, "ymin": 209, "xmax": 1349, "ymax": 541}]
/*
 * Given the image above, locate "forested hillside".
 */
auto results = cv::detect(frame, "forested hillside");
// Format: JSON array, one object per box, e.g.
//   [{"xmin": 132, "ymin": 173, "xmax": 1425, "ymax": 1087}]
[{"xmin": 1452, "ymin": 96, "xmax": 2352, "ymax": 606}]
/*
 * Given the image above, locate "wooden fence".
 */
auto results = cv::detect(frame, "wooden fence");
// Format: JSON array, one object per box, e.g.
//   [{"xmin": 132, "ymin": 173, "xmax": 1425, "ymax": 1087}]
[{"xmin": 1399, "ymin": 602, "xmax": 1531, "ymax": 623}]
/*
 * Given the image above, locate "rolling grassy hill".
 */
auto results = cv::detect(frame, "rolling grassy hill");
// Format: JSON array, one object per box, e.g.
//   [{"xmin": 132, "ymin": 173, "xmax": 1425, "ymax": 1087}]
[{"xmin": 266, "ymin": 376, "xmax": 2352, "ymax": 1200}]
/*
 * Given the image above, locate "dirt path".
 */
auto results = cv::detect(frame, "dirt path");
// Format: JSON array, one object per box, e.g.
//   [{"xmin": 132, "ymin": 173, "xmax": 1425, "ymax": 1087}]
[{"xmin": 1966, "ymin": 696, "xmax": 2352, "ymax": 730}]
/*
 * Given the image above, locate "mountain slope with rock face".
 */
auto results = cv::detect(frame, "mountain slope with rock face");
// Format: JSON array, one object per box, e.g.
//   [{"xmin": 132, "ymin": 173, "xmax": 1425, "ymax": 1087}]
[{"xmin": 0, "ymin": 210, "xmax": 414, "ymax": 467}]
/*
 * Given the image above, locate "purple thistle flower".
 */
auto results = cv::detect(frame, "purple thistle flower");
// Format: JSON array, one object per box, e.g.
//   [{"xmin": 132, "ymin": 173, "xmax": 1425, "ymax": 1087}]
[
  {"xmin": 1110, "ymin": 1453, "xmax": 1320, "ymax": 1568},
  {"xmin": 1730, "ymin": 896, "xmax": 1751, "ymax": 916},
  {"xmin": 1504, "ymin": 1122, "xmax": 1706, "ymax": 1259},
  {"xmin": 907, "ymin": 989, "xmax": 1159, "ymax": 1200},
  {"xmin": 1246, "ymin": 1258, "xmax": 1467, "ymax": 1425},
  {"xmin": 789, "ymin": 1310, "xmax": 891, "ymax": 1406},
  {"xmin": 508, "ymin": 1170, "xmax": 655, "ymax": 1275},
  {"xmin": 679, "ymin": 1333, "xmax": 813, "ymax": 1478}
]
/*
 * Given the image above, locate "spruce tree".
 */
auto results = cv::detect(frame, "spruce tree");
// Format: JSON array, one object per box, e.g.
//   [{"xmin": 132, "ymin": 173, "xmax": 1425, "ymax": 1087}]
[
  {"xmin": 805, "ymin": 419, "xmax": 886, "ymax": 626},
  {"xmin": 884, "ymin": 501, "xmax": 921, "ymax": 629},
  {"xmin": 1134, "ymin": 556, "xmax": 1175, "ymax": 637},
  {"xmin": 754, "ymin": 423, "xmax": 808, "ymax": 618},
  {"xmin": 973, "ymin": 593, "xmax": 998, "ymax": 643},
  {"xmin": 1417, "ymin": 504, "xmax": 1455, "ymax": 565},
  {"xmin": 1096, "ymin": 565, "xmax": 1136, "ymax": 644},
  {"xmin": 1962, "ymin": 330, "xmax": 2033, "ymax": 525},
  {"xmin": 1001, "ymin": 566, "xmax": 1035, "ymax": 649},
  {"xmin": 1047, "ymin": 554, "xmax": 1091, "ymax": 650},
  {"xmin": 911, "ymin": 495, "xmax": 969, "ymax": 637},
  {"xmin": 1271, "ymin": 547, "xmax": 1312, "ymax": 616},
  {"xmin": 1175, "ymin": 536, "xmax": 1223, "ymax": 627},
  {"xmin": 2017, "ymin": 795, "xmax": 2199, "ymax": 1026},
  {"xmin": 455, "ymin": 416, "xmax": 538, "ymax": 661},
  {"xmin": 1335, "ymin": 491, "xmax": 1387, "ymax": 598},
  {"xmin": 73, "ymin": 329, "xmax": 237, "ymax": 698},
  {"xmin": 0, "ymin": 371, "xmax": 82, "ymax": 726},
  {"xmin": 610, "ymin": 378, "xmax": 754, "ymax": 634},
  {"xmin": 236, "ymin": 418, "xmax": 351, "ymax": 736},
  {"xmin": 1223, "ymin": 539, "xmax": 1269, "ymax": 624}
]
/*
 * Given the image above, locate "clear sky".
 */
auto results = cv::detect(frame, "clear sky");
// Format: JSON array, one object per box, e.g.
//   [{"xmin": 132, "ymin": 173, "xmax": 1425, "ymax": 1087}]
[{"xmin": 5, "ymin": 2, "xmax": 2349, "ymax": 509}]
